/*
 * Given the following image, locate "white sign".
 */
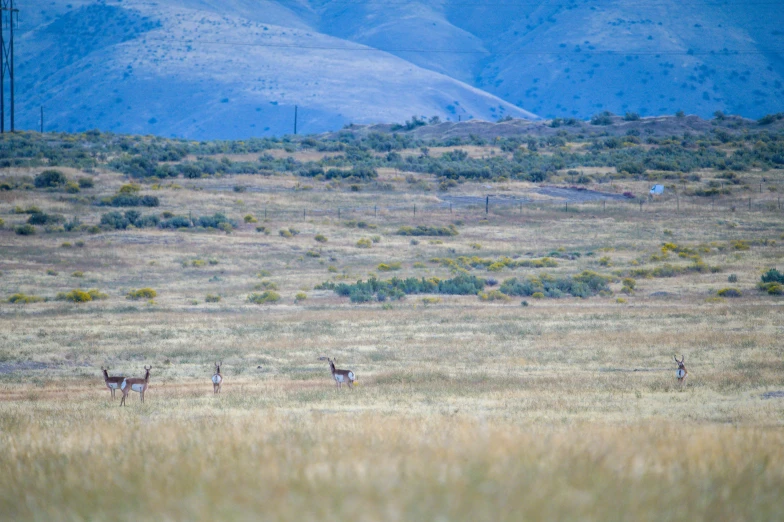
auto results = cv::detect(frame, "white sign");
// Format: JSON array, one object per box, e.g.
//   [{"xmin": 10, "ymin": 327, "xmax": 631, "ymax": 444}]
[{"xmin": 650, "ymin": 184, "xmax": 664, "ymax": 195}]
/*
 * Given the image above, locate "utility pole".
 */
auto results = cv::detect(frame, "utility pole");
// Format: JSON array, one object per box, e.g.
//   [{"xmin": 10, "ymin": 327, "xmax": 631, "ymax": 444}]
[
  {"xmin": 0, "ymin": 0, "xmax": 18, "ymax": 132},
  {"xmin": 40, "ymin": 106, "xmax": 43, "ymax": 133},
  {"xmin": 294, "ymin": 105, "xmax": 298, "ymax": 135}
]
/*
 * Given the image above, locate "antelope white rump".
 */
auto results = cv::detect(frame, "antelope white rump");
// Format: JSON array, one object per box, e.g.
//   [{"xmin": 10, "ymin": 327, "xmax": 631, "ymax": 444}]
[
  {"xmin": 131, "ymin": 383, "xmax": 145, "ymax": 393},
  {"xmin": 676, "ymin": 369, "xmax": 686, "ymax": 379},
  {"xmin": 212, "ymin": 374, "xmax": 222, "ymax": 384}
]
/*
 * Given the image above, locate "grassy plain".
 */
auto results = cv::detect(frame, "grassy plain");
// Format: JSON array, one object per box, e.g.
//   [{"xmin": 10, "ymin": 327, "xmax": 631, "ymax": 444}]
[{"xmin": 1, "ymin": 152, "xmax": 784, "ymax": 520}]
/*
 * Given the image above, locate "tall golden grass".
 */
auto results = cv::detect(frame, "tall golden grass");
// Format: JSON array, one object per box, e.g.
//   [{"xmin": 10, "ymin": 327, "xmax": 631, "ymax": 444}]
[{"xmin": 1, "ymin": 161, "xmax": 783, "ymax": 520}]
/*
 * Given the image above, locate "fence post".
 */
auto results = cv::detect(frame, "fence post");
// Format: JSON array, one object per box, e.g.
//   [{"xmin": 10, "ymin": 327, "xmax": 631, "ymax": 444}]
[
  {"xmin": 486, "ymin": 196, "xmax": 489, "ymax": 214},
  {"xmin": 414, "ymin": 205, "xmax": 416, "ymax": 216},
  {"xmin": 264, "ymin": 208, "xmax": 267, "ymax": 219},
  {"xmin": 374, "ymin": 205, "xmax": 377, "ymax": 217},
  {"xmin": 639, "ymin": 200, "xmax": 643, "ymax": 212},
  {"xmin": 450, "ymin": 203, "xmax": 453, "ymax": 214},
  {"xmin": 304, "ymin": 209, "xmax": 306, "ymax": 219},
  {"xmin": 749, "ymin": 197, "xmax": 751, "ymax": 211},
  {"xmin": 565, "ymin": 202, "xmax": 568, "ymax": 213}
]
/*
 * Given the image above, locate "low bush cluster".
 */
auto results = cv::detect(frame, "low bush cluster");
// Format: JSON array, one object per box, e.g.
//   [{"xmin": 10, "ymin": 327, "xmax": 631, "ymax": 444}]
[
  {"xmin": 127, "ymin": 288, "xmax": 157, "ymax": 300},
  {"xmin": 397, "ymin": 225, "xmax": 458, "ymax": 237},
  {"xmin": 55, "ymin": 289, "xmax": 107, "ymax": 302},
  {"xmin": 758, "ymin": 268, "xmax": 784, "ymax": 294},
  {"xmin": 500, "ymin": 271, "xmax": 612, "ymax": 298},
  {"xmin": 101, "ymin": 210, "xmax": 160, "ymax": 230},
  {"xmin": 430, "ymin": 256, "xmax": 558, "ymax": 272},
  {"xmin": 248, "ymin": 291, "xmax": 281, "ymax": 304},
  {"xmin": 99, "ymin": 193, "xmax": 160, "ymax": 207},
  {"xmin": 324, "ymin": 274, "xmax": 487, "ymax": 303},
  {"xmin": 8, "ymin": 293, "xmax": 46, "ymax": 304}
]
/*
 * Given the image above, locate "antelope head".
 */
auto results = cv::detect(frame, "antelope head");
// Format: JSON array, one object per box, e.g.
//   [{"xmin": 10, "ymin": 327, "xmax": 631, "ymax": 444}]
[{"xmin": 674, "ymin": 355, "xmax": 685, "ymax": 369}]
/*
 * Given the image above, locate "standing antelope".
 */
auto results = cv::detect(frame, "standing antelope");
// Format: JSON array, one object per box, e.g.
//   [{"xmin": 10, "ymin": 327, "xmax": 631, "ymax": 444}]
[
  {"xmin": 119, "ymin": 366, "xmax": 151, "ymax": 406},
  {"xmin": 327, "ymin": 358, "xmax": 356, "ymax": 389},
  {"xmin": 674, "ymin": 355, "xmax": 688, "ymax": 384},
  {"xmin": 101, "ymin": 366, "xmax": 124, "ymax": 399},
  {"xmin": 212, "ymin": 361, "xmax": 223, "ymax": 394}
]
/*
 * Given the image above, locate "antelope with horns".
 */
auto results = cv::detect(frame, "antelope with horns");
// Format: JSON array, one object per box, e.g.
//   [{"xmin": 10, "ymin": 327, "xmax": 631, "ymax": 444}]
[
  {"xmin": 101, "ymin": 366, "xmax": 124, "ymax": 399},
  {"xmin": 325, "ymin": 357, "xmax": 356, "ymax": 389},
  {"xmin": 119, "ymin": 366, "xmax": 151, "ymax": 406},
  {"xmin": 674, "ymin": 355, "xmax": 688, "ymax": 384},
  {"xmin": 212, "ymin": 361, "xmax": 223, "ymax": 394}
]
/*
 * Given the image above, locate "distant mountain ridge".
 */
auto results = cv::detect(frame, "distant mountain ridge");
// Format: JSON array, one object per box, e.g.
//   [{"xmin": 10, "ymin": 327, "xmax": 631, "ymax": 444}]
[{"xmin": 13, "ymin": 0, "xmax": 784, "ymax": 139}]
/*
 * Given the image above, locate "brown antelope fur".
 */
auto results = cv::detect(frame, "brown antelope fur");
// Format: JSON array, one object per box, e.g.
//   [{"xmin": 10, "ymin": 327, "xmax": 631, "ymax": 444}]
[
  {"xmin": 101, "ymin": 367, "xmax": 125, "ymax": 399},
  {"xmin": 327, "ymin": 358, "xmax": 356, "ymax": 389},
  {"xmin": 120, "ymin": 366, "xmax": 151, "ymax": 406},
  {"xmin": 212, "ymin": 361, "xmax": 223, "ymax": 394},
  {"xmin": 674, "ymin": 355, "xmax": 688, "ymax": 384}
]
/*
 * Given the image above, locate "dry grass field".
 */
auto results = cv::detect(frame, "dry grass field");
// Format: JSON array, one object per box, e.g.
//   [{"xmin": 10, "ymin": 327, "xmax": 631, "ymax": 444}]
[{"xmin": 1, "ymin": 153, "xmax": 784, "ymax": 520}]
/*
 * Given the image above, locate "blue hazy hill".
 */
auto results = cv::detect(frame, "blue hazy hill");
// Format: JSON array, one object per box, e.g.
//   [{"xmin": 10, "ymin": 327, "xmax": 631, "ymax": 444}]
[{"xmin": 14, "ymin": 0, "xmax": 784, "ymax": 139}]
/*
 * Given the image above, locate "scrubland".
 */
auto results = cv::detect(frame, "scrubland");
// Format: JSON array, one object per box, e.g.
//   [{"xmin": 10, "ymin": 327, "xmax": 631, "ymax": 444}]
[{"xmin": 1, "ymin": 136, "xmax": 784, "ymax": 521}]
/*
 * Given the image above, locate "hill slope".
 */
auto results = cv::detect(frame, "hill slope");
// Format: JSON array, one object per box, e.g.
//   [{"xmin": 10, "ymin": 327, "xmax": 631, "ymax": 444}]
[
  {"xmin": 13, "ymin": 0, "xmax": 784, "ymax": 138},
  {"xmin": 16, "ymin": 2, "xmax": 536, "ymax": 139}
]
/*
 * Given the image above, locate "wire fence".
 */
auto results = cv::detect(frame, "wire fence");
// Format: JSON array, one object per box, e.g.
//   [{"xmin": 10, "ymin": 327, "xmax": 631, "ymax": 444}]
[{"xmin": 244, "ymin": 193, "xmax": 784, "ymax": 221}]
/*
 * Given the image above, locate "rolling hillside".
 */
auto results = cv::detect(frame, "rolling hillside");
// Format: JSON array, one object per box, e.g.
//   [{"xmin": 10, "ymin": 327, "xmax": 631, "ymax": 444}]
[{"xmin": 12, "ymin": 0, "xmax": 784, "ymax": 138}]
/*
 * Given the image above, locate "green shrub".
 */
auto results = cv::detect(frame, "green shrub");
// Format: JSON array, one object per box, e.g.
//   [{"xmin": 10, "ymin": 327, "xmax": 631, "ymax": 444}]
[
  {"xmin": 327, "ymin": 265, "xmax": 338, "ymax": 273},
  {"xmin": 717, "ymin": 288, "xmax": 742, "ymax": 298},
  {"xmin": 0, "ymin": 218, "xmax": 4, "ymax": 229},
  {"xmin": 356, "ymin": 238, "xmax": 372, "ymax": 248},
  {"xmin": 127, "ymin": 288, "xmax": 157, "ymax": 300},
  {"xmin": 71, "ymin": 271, "xmax": 84, "ymax": 278},
  {"xmin": 761, "ymin": 268, "xmax": 784, "ymax": 284},
  {"xmin": 208, "ymin": 259, "xmax": 219, "ymax": 265},
  {"xmin": 46, "ymin": 269, "xmax": 58, "ymax": 276},
  {"xmin": 75, "ymin": 240, "xmax": 85, "ymax": 248},
  {"xmin": 88, "ymin": 289, "xmax": 109, "ymax": 300},
  {"xmin": 622, "ymin": 278, "xmax": 636, "ymax": 289},
  {"xmin": 378, "ymin": 262, "xmax": 402, "ymax": 271},
  {"xmin": 205, "ymin": 294, "xmax": 221, "ymax": 303},
  {"xmin": 306, "ymin": 250, "xmax": 321, "ymax": 258},
  {"xmin": 397, "ymin": 225, "xmax": 458, "ymax": 237},
  {"xmin": 728, "ymin": 274, "xmax": 738, "ymax": 283},
  {"xmin": 256, "ymin": 226, "xmax": 270, "ymax": 234},
  {"xmin": 253, "ymin": 282, "xmax": 277, "ymax": 293},
  {"xmin": 532, "ymin": 292, "xmax": 545, "ymax": 299},
  {"xmin": 28, "ymin": 213, "xmax": 65, "ymax": 226},
  {"xmin": 15, "ymin": 224, "xmax": 36, "ymax": 235},
  {"xmin": 65, "ymin": 181, "xmax": 80, "ymax": 193},
  {"xmin": 279, "ymin": 229, "xmax": 293, "ymax": 238},
  {"xmin": 244, "ymin": 214, "xmax": 258, "ymax": 223},
  {"xmin": 61, "ymin": 242, "xmax": 72, "ymax": 248},
  {"xmin": 248, "ymin": 291, "xmax": 281, "ymax": 304},
  {"xmin": 77, "ymin": 177, "xmax": 94, "ymax": 188},
  {"xmin": 118, "ymin": 183, "xmax": 141, "ymax": 194},
  {"xmin": 295, "ymin": 292, "xmax": 307, "ymax": 303},
  {"xmin": 478, "ymin": 290, "xmax": 511, "ymax": 302},
  {"xmin": 56, "ymin": 289, "xmax": 92, "ymax": 302},
  {"xmin": 8, "ymin": 293, "xmax": 45, "ymax": 304},
  {"xmin": 34, "ymin": 170, "xmax": 67, "ymax": 188},
  {"xmin": 315, "ymin": 234, "xmax": 328, "ymax": 243},
  {"xmin": 422, "ymin": 297, "xmax": 441, "ymax": 305}
]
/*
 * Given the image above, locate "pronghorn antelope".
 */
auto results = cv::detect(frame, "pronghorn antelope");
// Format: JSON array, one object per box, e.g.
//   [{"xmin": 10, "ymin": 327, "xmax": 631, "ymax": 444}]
[
  {"xmin": 101, "ymin": 367, "xmax": 124, "ymax": 399},
  {"xmin": 674, "ymin": 355, "xmax": 688, "ymax": 384},
  {"xmin": 212, "ymin": 361, "xmax": 223, "ymax": 394},
  {"xmin": 119, "ymin": 366, "xmax": 151, "ymax": 406},
  {"xmin": 326, "ymin": 358, "xmax": 356, "ymax": 389}
]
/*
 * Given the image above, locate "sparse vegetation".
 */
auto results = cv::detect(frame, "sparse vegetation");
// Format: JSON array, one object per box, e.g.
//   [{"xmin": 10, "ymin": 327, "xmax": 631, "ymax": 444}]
[
  {"xmin": 248, "ymin": 291, "xmax": 281, "ymax": 304},
  {"xmin": 126, "ymin": 288, "xmax": 158, "ymax": 300}
]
